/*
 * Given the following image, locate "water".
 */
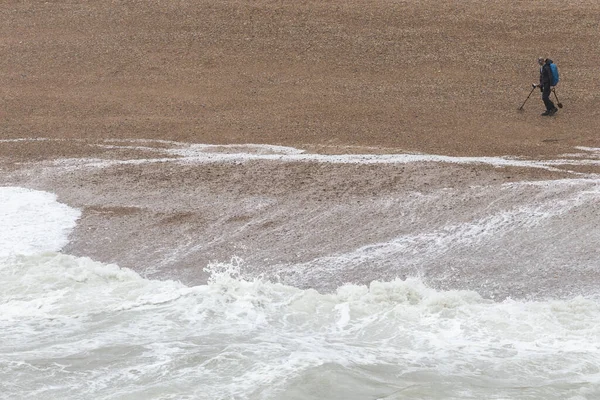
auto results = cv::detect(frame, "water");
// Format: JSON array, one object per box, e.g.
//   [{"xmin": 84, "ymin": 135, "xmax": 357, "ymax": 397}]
[
  {"xmin": 3, "ymin": 252, "xmax": 600, "ymax": 399},
  {"xmin": 2, "ymin": 145, "xmax": 600, "ymax": 399}
]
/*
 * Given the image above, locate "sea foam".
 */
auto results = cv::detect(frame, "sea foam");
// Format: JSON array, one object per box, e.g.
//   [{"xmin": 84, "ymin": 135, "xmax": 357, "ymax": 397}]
[{"xmin": 0, "ymin": 187, "xmax": 80, "ymax": 258}]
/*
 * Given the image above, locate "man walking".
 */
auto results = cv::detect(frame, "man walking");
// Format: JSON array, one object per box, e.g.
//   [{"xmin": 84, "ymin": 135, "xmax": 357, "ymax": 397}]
[{"xmin": 536, "ymin": 57, "xmax": 558, "ymax": 116}]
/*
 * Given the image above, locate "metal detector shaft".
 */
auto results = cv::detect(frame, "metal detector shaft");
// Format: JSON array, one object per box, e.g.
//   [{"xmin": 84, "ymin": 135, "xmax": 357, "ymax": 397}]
[{"xmin": 519, "ymin": 86, "xmax": 536, "ymax": 110}]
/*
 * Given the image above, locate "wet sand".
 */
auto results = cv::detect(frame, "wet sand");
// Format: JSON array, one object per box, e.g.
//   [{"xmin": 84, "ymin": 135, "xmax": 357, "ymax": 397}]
[{"xmin": 2, "ymin": 139, "xmax": 595, "ymax": 300}]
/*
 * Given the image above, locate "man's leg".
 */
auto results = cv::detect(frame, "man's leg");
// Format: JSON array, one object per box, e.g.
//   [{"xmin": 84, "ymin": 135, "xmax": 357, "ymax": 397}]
[{"xmin": 542, "ymin": 85, "xmax": 556, "ymax": 112}]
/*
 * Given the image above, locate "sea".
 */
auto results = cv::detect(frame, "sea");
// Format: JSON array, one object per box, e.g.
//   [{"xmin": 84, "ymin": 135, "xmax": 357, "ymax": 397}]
[{"xmin": 1, "ymin": 141, "xmax": 600, "ymax": 399}]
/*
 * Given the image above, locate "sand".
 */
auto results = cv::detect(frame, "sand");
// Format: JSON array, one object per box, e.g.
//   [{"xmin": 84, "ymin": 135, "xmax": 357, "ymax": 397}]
[{"xmin": 2, "ymin": 0, "xmax": 599, "ymax": 156}]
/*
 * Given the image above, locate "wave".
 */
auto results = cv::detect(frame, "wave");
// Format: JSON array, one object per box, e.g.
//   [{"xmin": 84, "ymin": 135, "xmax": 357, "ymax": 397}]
[
  {"xmin": 3, "ymin": 147, "xmax": 600, "ymax": 398},
  {"xmin": 2, "ymin": 254, "xmax": 600, "ymax": 399},
  {"xmin": 0, "ymin": 187, "xmax": 80, "ymax": 258}
]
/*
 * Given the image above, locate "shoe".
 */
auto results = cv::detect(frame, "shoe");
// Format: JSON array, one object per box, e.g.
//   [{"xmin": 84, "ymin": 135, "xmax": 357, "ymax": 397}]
[
  {"xmin": 550, "ymin": 107, "xmax": 558, "ymax": 115},
  {"xmin": 541, "ymin": 110, "xmax": 551, "ymax": 116}
]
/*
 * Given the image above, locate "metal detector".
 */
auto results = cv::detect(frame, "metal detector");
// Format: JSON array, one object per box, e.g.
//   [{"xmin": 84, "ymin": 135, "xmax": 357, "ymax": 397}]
[
  {"xmin": 552, "ymin": 88, "xmax": 563, "ymax": 108},
  {"xmin": 518, "ymin": 85, "xmax": 536, "ymax": 111}
]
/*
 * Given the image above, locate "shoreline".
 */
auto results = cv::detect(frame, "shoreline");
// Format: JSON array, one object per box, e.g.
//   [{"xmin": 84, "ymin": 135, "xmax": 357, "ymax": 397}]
[
  {"xmin": 2, "ymin": 138, "xmax": 599, "ymax": 300},
  {"xmin": 3, "ymin": 0, "xmax": 600, "ymax": 299}
]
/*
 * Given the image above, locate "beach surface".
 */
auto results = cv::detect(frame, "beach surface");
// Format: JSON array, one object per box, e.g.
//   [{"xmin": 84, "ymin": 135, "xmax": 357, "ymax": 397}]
[
  {"xmin": 2, "ymin": 0, "xmax": 600, "ymax": 298},
  {"xmin": 3, "ymin": 3, "xmax": 600, "ymax": 398},
  {"xmin": 2, "ymin": 0, "xmax": 599, "ymax": 156}
]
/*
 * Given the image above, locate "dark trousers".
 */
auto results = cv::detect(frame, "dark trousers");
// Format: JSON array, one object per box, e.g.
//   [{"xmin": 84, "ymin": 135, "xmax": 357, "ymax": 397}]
[{"xmin": 542, "ymin": 85, "xmax": 556, "ymax": 111}]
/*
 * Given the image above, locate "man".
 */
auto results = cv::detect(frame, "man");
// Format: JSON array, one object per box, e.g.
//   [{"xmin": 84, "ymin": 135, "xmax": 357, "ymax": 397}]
[{"xmin": 535, "ymin": 57, "xmax": 558, "ymax": 116}]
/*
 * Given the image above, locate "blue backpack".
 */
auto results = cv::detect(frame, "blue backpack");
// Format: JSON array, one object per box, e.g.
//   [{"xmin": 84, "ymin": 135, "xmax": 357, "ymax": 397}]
[{"xmin": 550, "ymin": 63, "xmax": 559, "ymax": 86}]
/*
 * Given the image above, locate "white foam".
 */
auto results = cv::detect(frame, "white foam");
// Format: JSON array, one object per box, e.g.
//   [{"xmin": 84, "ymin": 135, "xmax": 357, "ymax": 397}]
[
  {"xmin": 4, "ymin": 137, "xmax": 600, "ymax": 174},
  {"xmin": 53, "ymin": 150, "xmax": 575, "ymax": 171},
  {"xmin": 574, "ymin": 146, "xmax": 600, "ymax": 153},
  {"xmin": 2, "ymin": 257, "xmax": 600, "ymax": 399},
  {"xmin": 1, "ymin": 138, "xmax": 578, "ymax": 174},
  {"xmin": 0, "ymin": 187, "xmax": 80, "ymax": 257},
  {"xmin": 0, "ymin": 138, "xmax": 53, "ymax": 143}
]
